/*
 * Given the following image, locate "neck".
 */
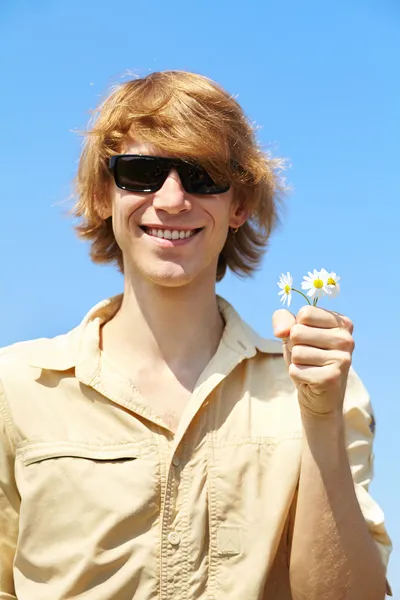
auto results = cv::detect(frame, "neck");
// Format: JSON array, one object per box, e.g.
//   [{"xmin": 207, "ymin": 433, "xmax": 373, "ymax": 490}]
[{"xmin": 101, "ymin": 269, "xmax": 224, "ymax": 372}]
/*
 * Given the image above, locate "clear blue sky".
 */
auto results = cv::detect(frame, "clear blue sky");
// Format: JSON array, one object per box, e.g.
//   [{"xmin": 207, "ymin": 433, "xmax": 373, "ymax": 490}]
[{"xmin": 1, "ymin": 0, "xmax": 399, "ymax": 592}]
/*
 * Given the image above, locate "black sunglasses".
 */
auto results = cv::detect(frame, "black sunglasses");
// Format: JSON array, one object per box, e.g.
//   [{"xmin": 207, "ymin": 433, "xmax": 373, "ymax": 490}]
[{"xmin": 108, "ymin": 155, "xmax": 230, "ymax": 195}]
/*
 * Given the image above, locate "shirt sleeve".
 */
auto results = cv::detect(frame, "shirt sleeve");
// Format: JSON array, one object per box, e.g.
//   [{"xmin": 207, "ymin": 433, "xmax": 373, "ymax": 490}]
[
  {"xmin": 0, "ymin": 381, "xmax": 19, "ymax": 598},
  {"xmin": 343, "ymin": 367, "xmax": 392, "ymax": 597}
]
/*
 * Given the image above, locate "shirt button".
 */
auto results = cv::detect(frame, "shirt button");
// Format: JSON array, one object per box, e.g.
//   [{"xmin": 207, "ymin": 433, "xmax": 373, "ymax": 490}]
[
  {"xmin": 172, "ymin": 456, "xmax": 180, "ymax": 467},
  {"xmin": 168, "ymin": 532, "xmax": 181, "ymax": 546}
]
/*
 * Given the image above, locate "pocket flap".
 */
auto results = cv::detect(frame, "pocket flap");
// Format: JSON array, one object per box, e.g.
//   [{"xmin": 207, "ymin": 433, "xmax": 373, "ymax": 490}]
[{"xmin": 17, "ymin": 441, "xmax": 141, "ymax": 466}]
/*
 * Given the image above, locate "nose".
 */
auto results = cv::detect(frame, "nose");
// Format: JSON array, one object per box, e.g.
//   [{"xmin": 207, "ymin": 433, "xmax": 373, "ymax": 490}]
[{"xmin": 152, "ymin": 169, "xmax": 191, "ymax": 214}]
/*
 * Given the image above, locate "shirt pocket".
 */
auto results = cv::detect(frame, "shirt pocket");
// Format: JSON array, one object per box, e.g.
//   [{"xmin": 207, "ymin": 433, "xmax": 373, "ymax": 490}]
[
  {"xmin": 15, "ymin": 441, "xmax": 161, "ymax": 557},
  {"xmin": 207, "ymin": 437, "xmax": 301, "ymax": 597},
  {"xmin": 210, "ymin": 437, "xmax": 301, "ymax": 524}
]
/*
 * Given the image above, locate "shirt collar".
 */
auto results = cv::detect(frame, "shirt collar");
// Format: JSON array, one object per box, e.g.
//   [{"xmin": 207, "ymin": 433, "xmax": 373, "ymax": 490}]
[
  {"xmin": 26, "ymin": 294, "xmax": 282, "ymax": 374},
  {"xmin": 217, "ymin": 296, "xmax": 283, "ymax": 357},
  {"xmin": 26, "ymin": 295, "xmax": 122, "ymax": 374}
]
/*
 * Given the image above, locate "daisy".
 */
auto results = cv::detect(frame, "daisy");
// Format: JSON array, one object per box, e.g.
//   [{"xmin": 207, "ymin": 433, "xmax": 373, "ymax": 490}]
[
  {"xmin": 325, "ymin": 270, "xmax": 341, "ymax": 298},
  {"xmin": 277, "ymin": 272, "xmax": 293, "ymax": 307},
  {"xmin": 301, "ymin": 269, "xmax": 331, "ymax": 301}
]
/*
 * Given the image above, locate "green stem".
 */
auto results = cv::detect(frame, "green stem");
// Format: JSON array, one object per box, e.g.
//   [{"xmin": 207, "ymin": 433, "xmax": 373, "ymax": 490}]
[{"xmin": 292, "ymin": 288, "xmax": 312, "ymax": 305}]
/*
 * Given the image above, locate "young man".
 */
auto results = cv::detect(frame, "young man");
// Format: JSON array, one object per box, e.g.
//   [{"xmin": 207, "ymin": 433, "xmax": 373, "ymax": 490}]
[{"xmin": 0, "ymin": 71, "xmax": 392, "ymax": 599}]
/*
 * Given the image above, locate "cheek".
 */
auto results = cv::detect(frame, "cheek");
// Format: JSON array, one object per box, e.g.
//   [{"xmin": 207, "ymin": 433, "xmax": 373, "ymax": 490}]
[
  {"xmin": 112, "ymin": 191, "xmax": 148, "ymax": 227},
  {"xmin": 203, "ymin": 194, "xmax": 233, "ymax": 226}
]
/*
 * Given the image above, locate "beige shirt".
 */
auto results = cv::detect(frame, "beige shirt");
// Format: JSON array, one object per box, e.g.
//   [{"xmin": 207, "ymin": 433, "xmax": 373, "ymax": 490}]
[{"xmin": 0, "ymin": 295, "xmax": 392, "ymax": 599}]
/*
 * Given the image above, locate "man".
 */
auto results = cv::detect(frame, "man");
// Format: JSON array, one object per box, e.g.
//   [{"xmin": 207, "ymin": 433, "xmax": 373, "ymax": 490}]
[{"xmin": 0, "ymin": 70, "xmax": 392, "ymax": 599}]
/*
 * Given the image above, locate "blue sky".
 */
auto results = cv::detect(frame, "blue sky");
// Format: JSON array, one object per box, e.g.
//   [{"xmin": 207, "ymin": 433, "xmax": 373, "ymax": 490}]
[{"xmin": 1, "ymin": 0, "xmax": 399, "ymax": 591}]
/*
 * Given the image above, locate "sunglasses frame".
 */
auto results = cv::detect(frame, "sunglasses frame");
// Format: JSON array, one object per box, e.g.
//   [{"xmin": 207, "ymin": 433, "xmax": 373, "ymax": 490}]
[{"xmin": 108, "ymin": 154, "xmax": 231, "ymax": 195}]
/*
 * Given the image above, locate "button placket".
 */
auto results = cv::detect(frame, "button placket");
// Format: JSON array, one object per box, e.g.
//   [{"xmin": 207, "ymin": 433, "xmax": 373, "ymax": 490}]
[
  {"xmin": 160, "ymin": 439, "xmax": 186, "ymax": 599},
  {"xmin": 172, "ymin": 455, "xmax": 180, "ymax": 467}
]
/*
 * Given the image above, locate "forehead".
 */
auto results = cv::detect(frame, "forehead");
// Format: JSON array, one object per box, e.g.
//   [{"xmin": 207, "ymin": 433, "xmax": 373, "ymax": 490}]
[{"xmin": 121, "ymin": 139, "xmax": 167, "ymax": 157}]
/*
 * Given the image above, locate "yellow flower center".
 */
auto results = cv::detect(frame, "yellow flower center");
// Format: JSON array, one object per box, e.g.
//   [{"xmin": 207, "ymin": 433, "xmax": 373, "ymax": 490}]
[
  {"xmin": 284, "ymin": 284, "xmax": 291, "ymax": 293},
  {"xmin": 313, "ymin": 278, "xmax": 324, "ymax": 289},
  {"xmin": 327, "ymin": 277, "xmax": 336, "ymax": 286}
]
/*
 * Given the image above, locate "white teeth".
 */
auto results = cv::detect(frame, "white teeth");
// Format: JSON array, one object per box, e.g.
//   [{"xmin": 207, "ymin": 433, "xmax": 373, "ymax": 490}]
[{"xmin": 144, "ymin": 227, "xmax": 198, "ymax": 239}]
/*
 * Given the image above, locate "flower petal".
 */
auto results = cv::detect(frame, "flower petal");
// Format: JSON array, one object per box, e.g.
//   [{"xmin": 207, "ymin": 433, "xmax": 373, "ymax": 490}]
[{"xmin": 319, "ymin": 268, "xmax": 329, "ymax": 283}]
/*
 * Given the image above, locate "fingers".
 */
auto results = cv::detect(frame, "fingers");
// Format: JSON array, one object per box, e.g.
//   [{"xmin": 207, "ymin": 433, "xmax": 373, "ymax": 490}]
[
  {"xmin": 273, "ymin": 306, "xmax": 354, "ymax": 379},
  {"xmin": 291, "ymin": 345, "xmax": 350, "ymax": 367},
  {"xmin": 290, "ymin": 323, "xmax": 355, "ymax": 352},
  {"xmin": 289, "ymin": 362, "xmax": 350, "ymax": 388},
  {"xmin": 296, "ymin": 305, "xmax": 353, "ymax": 334}
]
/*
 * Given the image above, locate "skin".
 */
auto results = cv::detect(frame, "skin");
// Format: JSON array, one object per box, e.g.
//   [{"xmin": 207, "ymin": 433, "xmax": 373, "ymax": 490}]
[{"xmin": 273, "ymin": 307, "xmax": 387, "ymax": 600}]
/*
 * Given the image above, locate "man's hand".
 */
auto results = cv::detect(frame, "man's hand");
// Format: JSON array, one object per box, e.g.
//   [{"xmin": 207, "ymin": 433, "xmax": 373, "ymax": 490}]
[{"xmin": 272, "ymin": 305, "xmax": 355, "ymax": 418}]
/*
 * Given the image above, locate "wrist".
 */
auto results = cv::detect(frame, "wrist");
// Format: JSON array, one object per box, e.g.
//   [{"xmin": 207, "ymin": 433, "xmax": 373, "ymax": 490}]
[
  {"xmin": 300, "ymin": 409, "xmax": 346, "ymax": 467},
  {"xmin": 300, "ymin": 407, "xmax": 343, "ymax": 431}
]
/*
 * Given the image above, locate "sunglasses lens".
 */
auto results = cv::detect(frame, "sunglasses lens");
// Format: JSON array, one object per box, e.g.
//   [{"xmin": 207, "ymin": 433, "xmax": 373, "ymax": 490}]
[
  {"xmin": 115, "ymin": 156, "xmax": 166, "ymax": 192},
  {"xmin": 112, "ymin": 156, "xmax": 230, "ymax": 195},
  {"xmin": 181, "ymin": 164, "xmax": 230, "ymax": 195}
]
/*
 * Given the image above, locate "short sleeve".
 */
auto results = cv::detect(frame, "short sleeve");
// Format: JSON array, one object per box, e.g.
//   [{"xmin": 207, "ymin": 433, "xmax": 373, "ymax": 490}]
[
  {"xmin": 0, "ymin": 381, "xmax": 19, "ymax": 598},
  {"xmin": 343, "ymin": 367, "xmax": 393, "ymax": 596}
]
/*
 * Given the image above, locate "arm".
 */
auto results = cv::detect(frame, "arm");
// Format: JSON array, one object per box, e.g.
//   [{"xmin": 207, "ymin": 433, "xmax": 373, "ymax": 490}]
[
  {"xmin": 289, "ymin": 410, "xmax": 387, "ymax": 600},
  {"xmin": 0, "ymin": 382, "xmax": 19, "ymax": 599},
  {"xmin": 273, "ymin": 306, "xmax": 391, "ymax": 600}
]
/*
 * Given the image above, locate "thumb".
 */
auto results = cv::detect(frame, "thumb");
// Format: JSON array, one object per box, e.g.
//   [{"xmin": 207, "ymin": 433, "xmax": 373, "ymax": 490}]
[
  {"xmin": 272, "ymin": 309, "xmax": 296, "ymax": 340},
  {"xmin": 272, "ymin": 309, "xmax": 296, "ymax": 368}
]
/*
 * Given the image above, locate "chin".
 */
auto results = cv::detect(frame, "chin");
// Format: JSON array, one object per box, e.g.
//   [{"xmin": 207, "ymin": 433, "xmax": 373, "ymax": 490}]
[
  {"xmin": 137, "ymin": 258, "xmax": 217, "ymax": 288},
  {"xmin": 140, "ymin": 264, "xmax": 200, "ymax": 288}
]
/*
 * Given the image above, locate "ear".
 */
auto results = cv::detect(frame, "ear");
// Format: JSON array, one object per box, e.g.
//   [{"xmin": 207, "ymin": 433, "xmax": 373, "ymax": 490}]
[{"xmin": 229, "ymin": 202, "xmax": 249, "ymax": 229}]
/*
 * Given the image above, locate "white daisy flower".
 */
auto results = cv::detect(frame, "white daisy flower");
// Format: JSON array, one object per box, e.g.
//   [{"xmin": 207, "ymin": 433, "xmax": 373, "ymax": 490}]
[
  {"xmin": 301, "ymin": 269, "xmax": 331, "ymax": 300},
  {"xmin": 277, "ymin": 272, "xmax": 293, "ymax": 307},
  {"xmin": 325, "ymin": 271, "xmax": 341, "ymax": 298}
]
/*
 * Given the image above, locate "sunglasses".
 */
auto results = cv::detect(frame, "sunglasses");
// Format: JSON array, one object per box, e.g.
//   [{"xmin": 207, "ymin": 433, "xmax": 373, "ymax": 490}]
[{"xmin": 108, "ymin": 155, "xmax": 231, "ymax": 195}]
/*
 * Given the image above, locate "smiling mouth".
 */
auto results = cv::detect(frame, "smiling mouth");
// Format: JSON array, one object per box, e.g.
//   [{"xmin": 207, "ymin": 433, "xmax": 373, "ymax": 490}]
[{"xmin": 140, "ymin": 226, "xmax": 203, "ymax": 240}]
